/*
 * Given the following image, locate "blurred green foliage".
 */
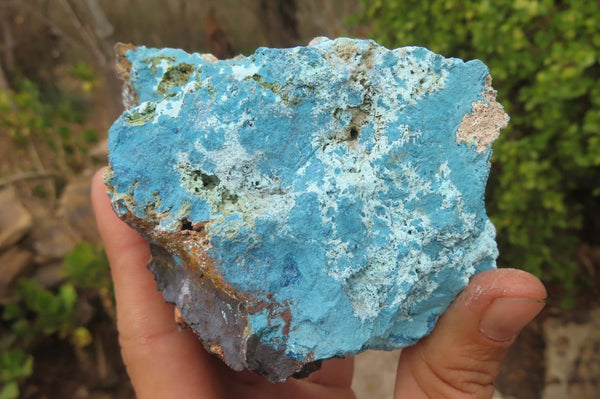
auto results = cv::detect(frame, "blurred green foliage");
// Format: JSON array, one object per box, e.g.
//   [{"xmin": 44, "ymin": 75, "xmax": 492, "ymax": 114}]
[
  {"xmin": 358, "ymin": 0, "xmax": 600, "ymax": 302},
  {"xmin": 3, "ymin": 280, "xmax": 84, "ymax": 346},
  {"xmin": 0, "ymin": 350, "xmax": 33, "ymax": 399},
  {"xmin": 1, "ymin": 243, "xmax": 111, "ymax": 395},
  {"xmin": 0, "ymin": 81, "xmax": 48, "ymax": 148},
  {"xmin": 1, "ymin": 56, "xmax": 108, "ymax": 392},
  {"xmin": 0, "ymin": 73, "xmax": 101, "ymax": 187},
  {"xmin": 63, "ymin": 242, "xmax": 112, "ymax": 292},
  {"xmin": 70, "ymin": 62, "xmax": 99, "ymax": 93}
]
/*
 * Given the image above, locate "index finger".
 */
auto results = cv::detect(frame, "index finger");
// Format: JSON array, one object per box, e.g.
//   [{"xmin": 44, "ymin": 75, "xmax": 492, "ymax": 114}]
[{"xmin": 91, "ymin": 168, "xmax": 226, "ymax": 399}]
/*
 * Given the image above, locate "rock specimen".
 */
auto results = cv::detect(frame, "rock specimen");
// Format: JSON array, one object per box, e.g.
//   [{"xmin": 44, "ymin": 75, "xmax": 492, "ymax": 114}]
[{"xmin": 105, "ymin": 37, "xmax": 508, "ymax": 382}]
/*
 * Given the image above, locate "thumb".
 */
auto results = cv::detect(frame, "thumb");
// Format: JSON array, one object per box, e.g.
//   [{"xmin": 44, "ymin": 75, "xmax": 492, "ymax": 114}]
[{"xmin": 394, "ymin": 268, "xmax": 546, "ymax": 399}]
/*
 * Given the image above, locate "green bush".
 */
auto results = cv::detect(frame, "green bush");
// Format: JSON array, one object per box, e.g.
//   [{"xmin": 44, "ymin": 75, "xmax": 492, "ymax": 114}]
[
  {"xmin": 357, "ymin": 0, "xmax": 600, "ymax": 303},
  {"xmin": 63, "ymin": 242, "xmax": 112, "ymax": 293},
  {"xmin": 2, "ymin": 280, "xmax": 85, "ymax": 347},
  {"xmin": 0, "ymin": 350, "xmax": 33, "ymax": 399},
  {"xmin": 0, "ymin": 243, "xmax": 111, "ymax": 393},
  {"xmin": 0, "ymin": 72, "xmax": 102, "ymax": 187}
]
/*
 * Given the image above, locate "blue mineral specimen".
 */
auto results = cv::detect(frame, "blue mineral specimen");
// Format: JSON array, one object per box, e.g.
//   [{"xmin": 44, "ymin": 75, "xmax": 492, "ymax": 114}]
[{"xmin": 106, "ymin": 37, "xmax": 509, "ymax": 382}]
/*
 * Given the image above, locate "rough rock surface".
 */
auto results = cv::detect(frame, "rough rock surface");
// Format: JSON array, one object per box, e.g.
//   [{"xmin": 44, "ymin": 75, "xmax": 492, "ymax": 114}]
[
  {"xmin": 106, "ymin": 37, "xmax": 508, "ymax": 382},
  {"xmin": 543, "ymin": 308, "xmax": 600, "ymax": 399},
  {"xmin": 58, "ymin": 171, "xmax": 102, "ymax": 244},
  {"xmin": 0, "ymin": 247, "xmax": 32, "ymax": 300},
  {"xmin": 28, "ymin": 216, "xmax": 78, "ymax": 264},
  {"xmin": 0, "ymin": 187, "xmax": 33, "ymax": 251}
]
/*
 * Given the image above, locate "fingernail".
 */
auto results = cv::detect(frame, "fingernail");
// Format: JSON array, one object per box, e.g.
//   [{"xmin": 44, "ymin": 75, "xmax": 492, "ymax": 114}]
[{"xmin": 480, "ymin": 297, "xmax": 546, "ymax": 341}]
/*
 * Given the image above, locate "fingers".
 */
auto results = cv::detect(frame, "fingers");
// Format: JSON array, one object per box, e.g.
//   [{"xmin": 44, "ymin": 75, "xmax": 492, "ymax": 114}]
[
  {"xmin": 227, "ymin": 359, "xmax": 356, "ymax": 399},
  {"xmin": 394, "ymin": 268, "xmax": 546, "ymax": 399},
  {"xmin": 307, "ymin": 358, "xmax": 355, "ymax": 388},
  {"xmin": 91, "ymin": 168, "xmax": 225, "ymax": 399},
  {"xmin": 233, "ymin": 357, "xmax": 355, "ymax": 389},
  {"xmin": 91, "ymin": 168, "xmax": 168, "ymax": 337}
]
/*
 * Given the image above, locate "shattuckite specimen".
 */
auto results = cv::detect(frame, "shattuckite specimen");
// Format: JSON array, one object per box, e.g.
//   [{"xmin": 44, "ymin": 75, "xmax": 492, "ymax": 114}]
[{"xmin": 105, "ymin": 37, "xmax": 509, "ymax": 382}]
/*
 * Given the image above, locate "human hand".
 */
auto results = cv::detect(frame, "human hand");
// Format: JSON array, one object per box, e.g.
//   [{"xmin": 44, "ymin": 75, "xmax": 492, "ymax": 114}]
[{"xmin": 92, "ymin": 169, "xmax": 545, "ymax": 399}]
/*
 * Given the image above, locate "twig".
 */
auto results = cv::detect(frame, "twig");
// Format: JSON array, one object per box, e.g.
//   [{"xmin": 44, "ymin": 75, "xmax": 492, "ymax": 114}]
[
  {"xmin": 84, "ymin": 0, "xmax": 113, "ymax": 39},
  {"xmin": 94, "ymin": 332, "xmax": 108, "ymax": 380},
  {"xmin": 0, "ymin": 171, "xmax": 59, "ymax": 188},
  {"xmin": 58, "ymin": 0, "xmax": 108, "ymax": 66},
  {"xmin": 0, "ymin": 64, "xmax": 9, "ymax": 91},
  {"xmin": 47, "ymin": 127, "xmax": 72, "ymax": 178},
  {"xmin": 1, "ymin": 17, "xmax": 16, "ymax": 69},
  {"xmin": 4, "ymin": 0, "xmax": 83, "ymax": 51},
  {"xmin": 27, "ymin": 140, "xmax": 58, "ymax": 204}
]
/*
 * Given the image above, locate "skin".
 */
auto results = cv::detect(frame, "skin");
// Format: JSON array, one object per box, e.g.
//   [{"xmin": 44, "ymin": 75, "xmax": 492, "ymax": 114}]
[{"xmin": 91, "ymin": 169, "xmax": 546, "ymax": 399}]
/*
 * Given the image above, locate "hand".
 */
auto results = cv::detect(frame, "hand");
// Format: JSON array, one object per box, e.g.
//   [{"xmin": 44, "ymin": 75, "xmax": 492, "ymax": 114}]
[{"xmin": 92, "ymin": 169, "xmax": 546, "ymax": 399}]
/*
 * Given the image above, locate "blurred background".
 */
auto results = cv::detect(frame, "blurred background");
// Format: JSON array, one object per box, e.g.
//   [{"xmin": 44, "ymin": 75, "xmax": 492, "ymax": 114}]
[{"xmin": 0, "ymin": 1, "xmax": 598, "ymax": 398}]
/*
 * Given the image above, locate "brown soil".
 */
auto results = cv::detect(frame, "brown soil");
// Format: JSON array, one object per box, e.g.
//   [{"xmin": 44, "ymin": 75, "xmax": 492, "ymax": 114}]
[{"xmin": 22, "ymin": 320, "xmax": 134, "ymax": 399}]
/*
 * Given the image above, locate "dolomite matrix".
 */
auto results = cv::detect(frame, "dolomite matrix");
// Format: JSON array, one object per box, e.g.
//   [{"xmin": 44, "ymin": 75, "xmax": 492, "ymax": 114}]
[{"xmin": 106, "ymin": 37, "xmax": 509, "ymax": 382}]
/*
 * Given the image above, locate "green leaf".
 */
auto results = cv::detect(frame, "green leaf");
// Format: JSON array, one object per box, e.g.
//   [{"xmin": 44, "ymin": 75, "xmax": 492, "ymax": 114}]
[
  {"xmin": 0, "ymin": 382, "xmax": 19, "ymax": 399},
  {"xmin": 82, "ymin": 127, "xmax": 99, "ymax": 143},
  {"xmin": 62, "ymin": 242, "xmax": 111, "ymax": 292},
  {"xmin": 0, "ymin": 350, "xmax": 33, "ymax": 382},
  {"xmin": 70, "ymin": 327, "xmax": 93, "ymax": 349},
  {"xmin": 1, "ymin": 304, "xmax": 23, "ymax": 322},
  {"xmin": 58, "ymin": 283, "xmax": 78, "ymax": 310}
]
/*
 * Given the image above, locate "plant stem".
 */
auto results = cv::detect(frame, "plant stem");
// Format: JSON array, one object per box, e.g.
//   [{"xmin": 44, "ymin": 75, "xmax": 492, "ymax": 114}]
[{"xmin": 0, "ymin": 171, "xmax": 59, "ymax": 188}]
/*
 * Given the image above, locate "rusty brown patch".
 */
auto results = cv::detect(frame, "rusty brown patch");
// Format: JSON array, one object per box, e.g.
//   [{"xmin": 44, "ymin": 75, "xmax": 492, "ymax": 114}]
[
  {"xmin": 111, "ymin": 197, "xmax": 254, "ymax": 306},
  {"xmin": 249, "ymin": 293, "xmax": 294, "ymax": 337},
  {"xmin": 209, "ymin": 344, "xmax": 225, "ymax": 358},
  {"xmin": 174, "ymin": 306, "xmax": 190, "ymax": 329},
  {"xmin": 114, "ymin": 42, "xmax": 139, "ymax": 109},
  {"xmin": 161, "ymin": 232, "xmax": 253, "ymax": 304},
  {"xmin": 279, "ymin": 308, "xmax": 292, "ymax": 336}
]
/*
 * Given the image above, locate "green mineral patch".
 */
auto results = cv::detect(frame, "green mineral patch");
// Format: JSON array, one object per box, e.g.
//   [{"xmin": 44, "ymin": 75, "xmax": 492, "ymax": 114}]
[
  {"xmin": 157, "ymin": 63, "xmax": 195, "ymax": 95},
  {"xmin": 250, "ymin": 74, "xmax": 283, "ymax": 94},
  {"xmin": 143, "ymin": 55, "xmax": 177, "ymax": 75},
  {"xmin": 195, "ymin": 73, "xmax": 215, "ymax": 98},
  {"xmin": 247, "ymin": 74, "xmax": 300, "ymax": 106},
  {"xmin": 125, "ymin": 102, "xmax": 156, "ymax": 126}
]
